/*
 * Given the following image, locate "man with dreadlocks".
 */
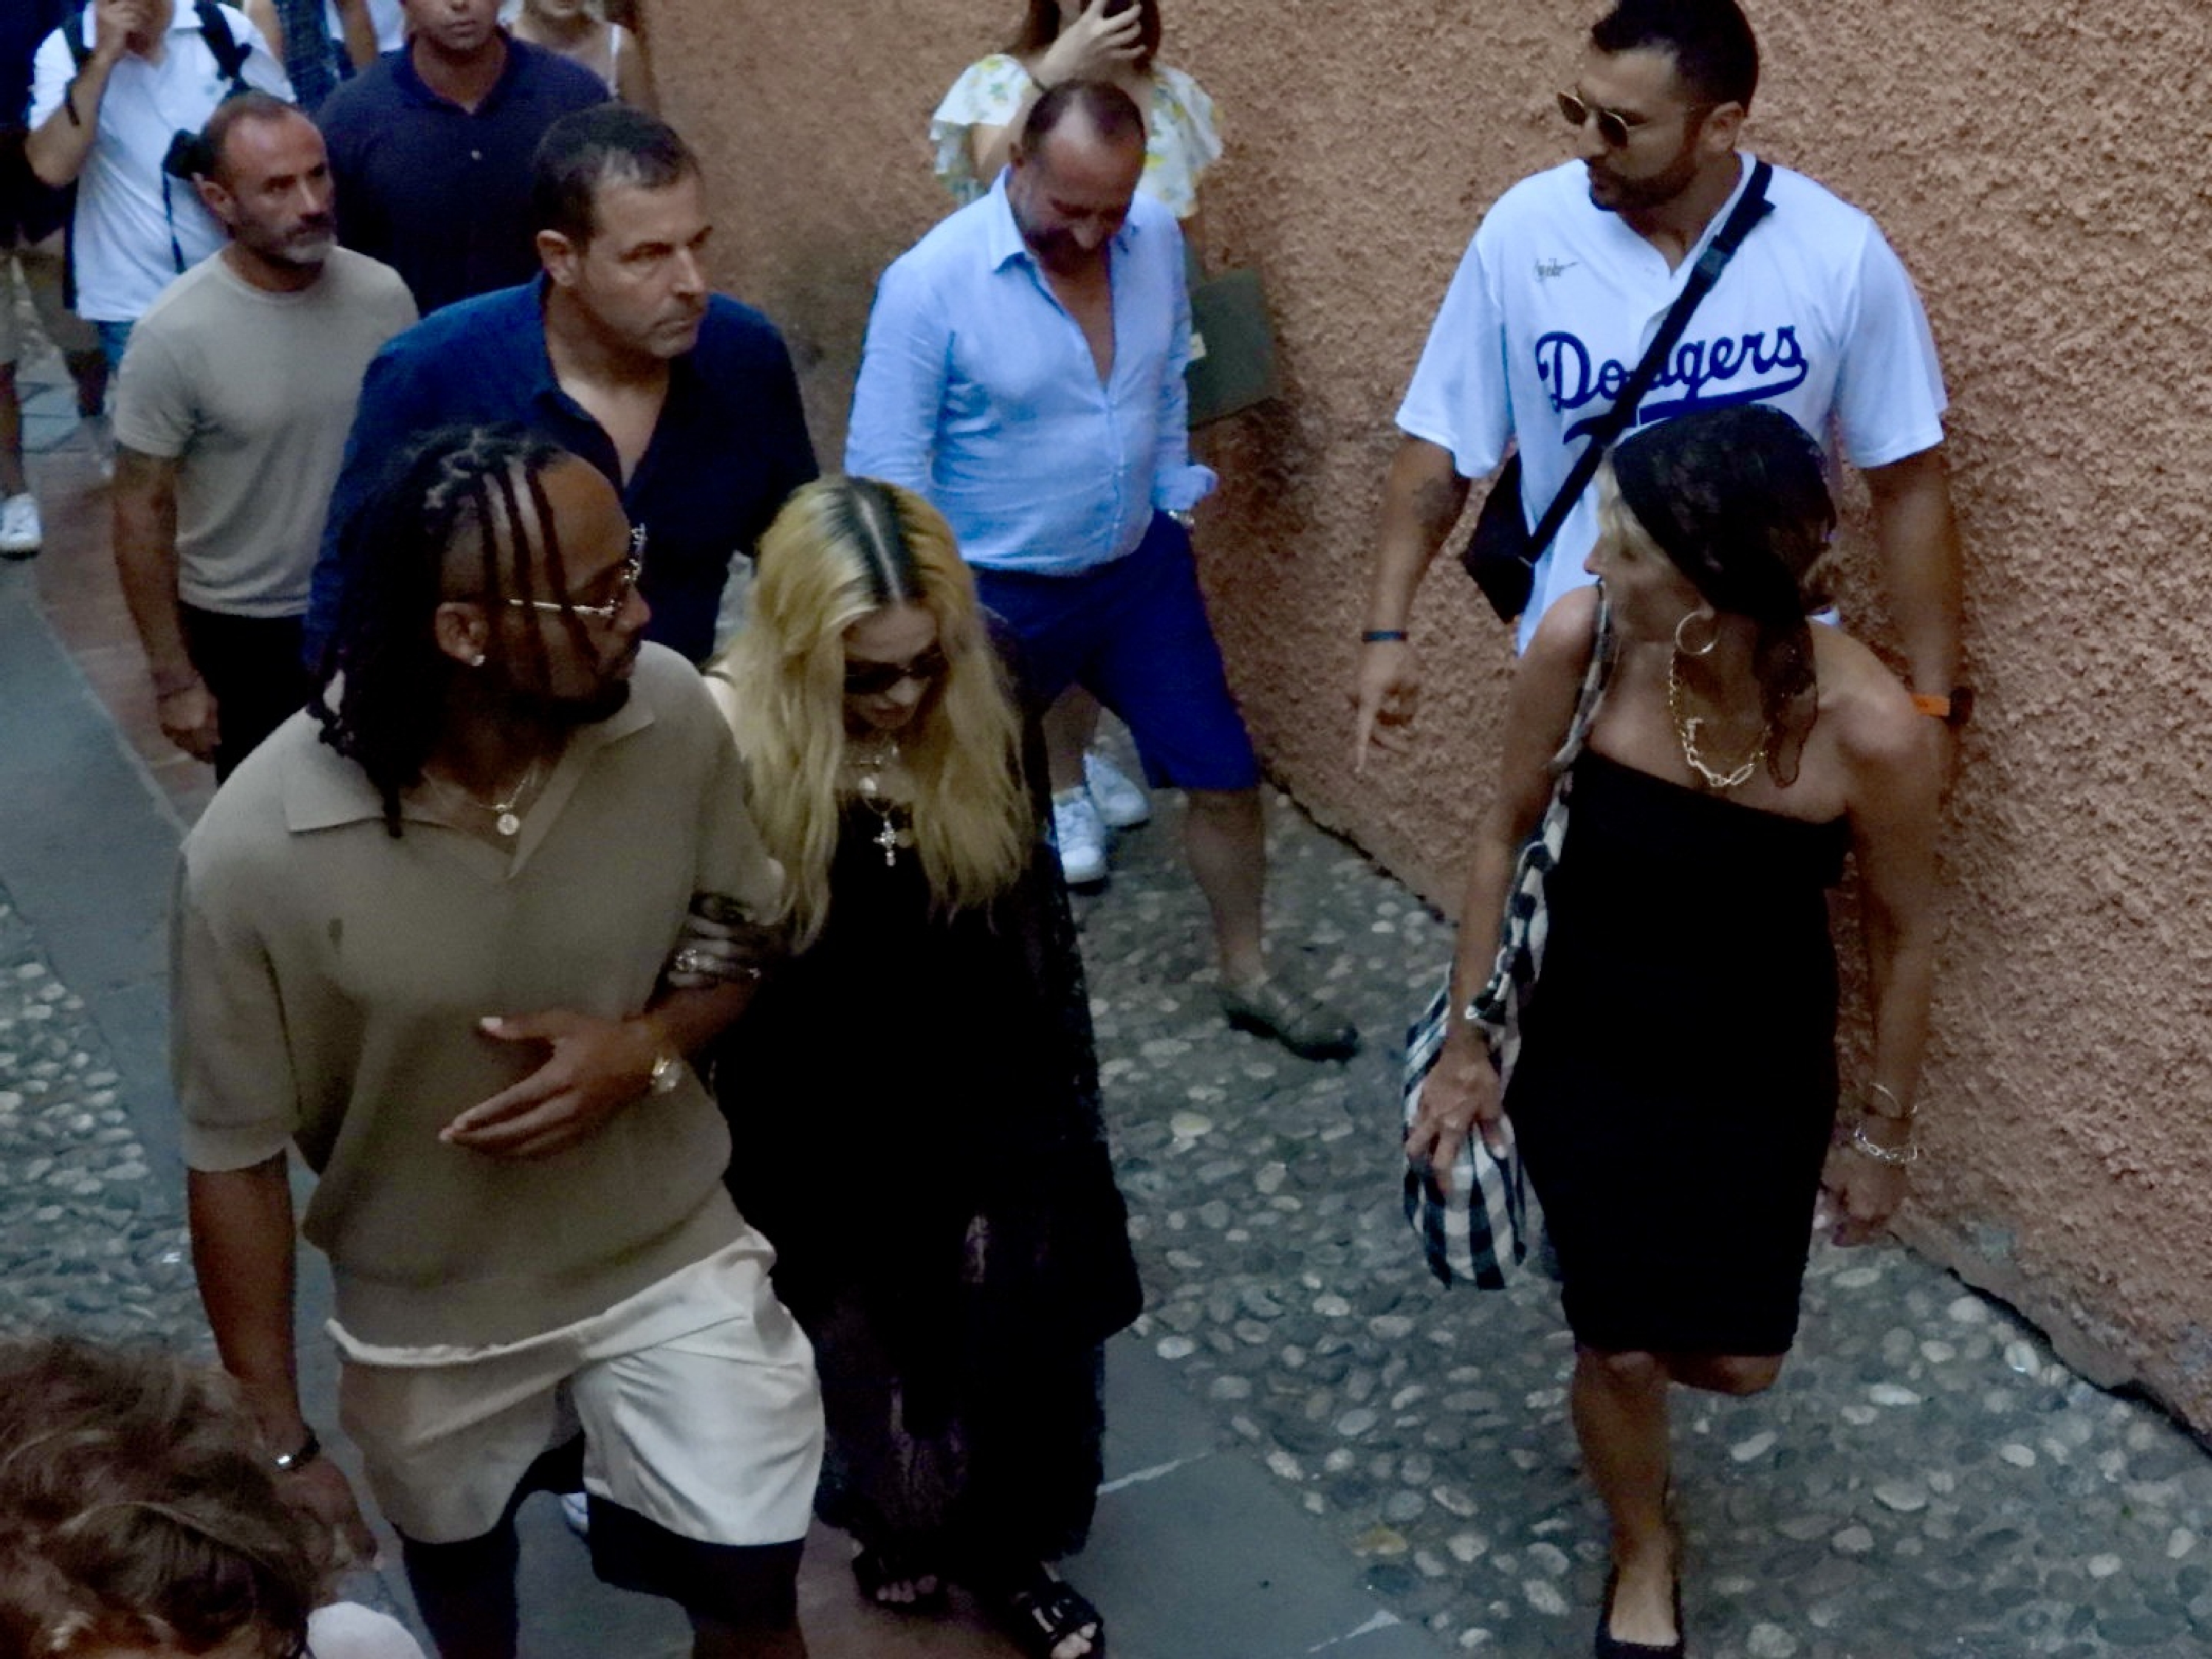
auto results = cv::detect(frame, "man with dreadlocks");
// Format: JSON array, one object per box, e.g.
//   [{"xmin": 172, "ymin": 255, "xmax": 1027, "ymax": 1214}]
[{"xmin": 170, "ymin": 424, "xmax": 824, "ymax": 1659}]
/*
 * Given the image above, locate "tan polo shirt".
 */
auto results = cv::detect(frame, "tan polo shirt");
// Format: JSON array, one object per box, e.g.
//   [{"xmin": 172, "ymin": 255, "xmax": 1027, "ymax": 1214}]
[{"xmin": 172, "ymin": 644, "xmax": 783, "ymax": 1350}]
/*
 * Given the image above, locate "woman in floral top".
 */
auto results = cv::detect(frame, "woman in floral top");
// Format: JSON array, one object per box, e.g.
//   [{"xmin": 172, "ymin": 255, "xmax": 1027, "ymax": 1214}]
[
  {"xmin": 931, "ymin": 0, "xmax": 1220, "ymax": 219},
  {"xmin": 930, "ymin": 0, "xmax": 1223, "ymax": 889}
]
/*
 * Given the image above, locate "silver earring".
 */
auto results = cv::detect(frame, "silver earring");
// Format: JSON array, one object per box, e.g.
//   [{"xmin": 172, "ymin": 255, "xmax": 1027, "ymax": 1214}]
[
  {"xmin": 470, "ymin": 652, "xmax": 487, "ymax": 668},
  {"xmin": 1672, "ymin": 610, "xmax": 1719, "ymax": 658}
]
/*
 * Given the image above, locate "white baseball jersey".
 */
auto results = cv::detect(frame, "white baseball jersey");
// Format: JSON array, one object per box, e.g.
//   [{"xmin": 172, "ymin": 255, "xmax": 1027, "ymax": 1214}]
[{"xmin": 1398, "ymin": 154, "xmax": 1947, "ymax": 650}]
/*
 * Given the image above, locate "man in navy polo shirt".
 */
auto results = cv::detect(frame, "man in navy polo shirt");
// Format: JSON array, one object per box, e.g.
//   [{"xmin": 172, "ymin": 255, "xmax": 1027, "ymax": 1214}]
[
  {"xmin": 307, "ymin": 103, "xmax": 816, "ymax": 667},
  {"xmin": 316, "ymin": 0, "xmax": 604, "ymax": 316}
]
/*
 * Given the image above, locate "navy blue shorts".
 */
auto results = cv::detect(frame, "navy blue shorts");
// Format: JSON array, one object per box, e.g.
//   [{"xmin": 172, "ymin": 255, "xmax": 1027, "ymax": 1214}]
[{"xmin": 973, "ymin": 514, "xmax": 1259, "ymax": 792}]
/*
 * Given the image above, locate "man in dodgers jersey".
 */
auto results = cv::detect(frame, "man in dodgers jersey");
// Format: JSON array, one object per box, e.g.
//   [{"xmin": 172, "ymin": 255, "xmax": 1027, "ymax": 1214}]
[{"xmin": 1353, "ymin": 0, "xmax": 1966, "ymax": 765}]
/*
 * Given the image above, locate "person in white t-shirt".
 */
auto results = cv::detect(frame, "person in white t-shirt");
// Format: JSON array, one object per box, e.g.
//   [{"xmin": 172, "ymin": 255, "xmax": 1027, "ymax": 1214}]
[
  {"xmin": 22, "ymin": 0, "xmax": 291, "ymax": 366},
  {"xmin": 1353, "ymin": 0, "xmax": 1966, "ymax": 772}
]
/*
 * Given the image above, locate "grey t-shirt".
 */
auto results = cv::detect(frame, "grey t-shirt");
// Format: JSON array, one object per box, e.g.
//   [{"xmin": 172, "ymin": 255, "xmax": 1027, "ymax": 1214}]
[{"xmin": 115, "ymin": 246, "xmax": 416, "ymax": 617}]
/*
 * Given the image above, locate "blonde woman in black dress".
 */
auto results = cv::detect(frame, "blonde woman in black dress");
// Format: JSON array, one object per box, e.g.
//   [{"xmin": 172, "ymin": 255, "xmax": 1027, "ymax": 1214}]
[
  {"xmin": 695, "ymin": 477, "xmax": 1139, "ymax": 1659},
  {"xmin": 1408, "ymin": 406, "xmax": 1941, "ymax": 1658}
]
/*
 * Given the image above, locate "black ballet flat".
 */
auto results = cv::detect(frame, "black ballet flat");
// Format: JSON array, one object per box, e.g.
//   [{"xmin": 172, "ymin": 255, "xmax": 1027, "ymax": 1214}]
[{"xmin": 1593, "ymin": 1565, "xmax": 1685, "ymax": 1659}]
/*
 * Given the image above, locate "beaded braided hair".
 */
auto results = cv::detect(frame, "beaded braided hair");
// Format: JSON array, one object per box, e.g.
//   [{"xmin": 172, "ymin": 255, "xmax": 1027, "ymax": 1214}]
[{"xmin": 313, "ymin": 424, "xmax": 585, "ymax": 835}]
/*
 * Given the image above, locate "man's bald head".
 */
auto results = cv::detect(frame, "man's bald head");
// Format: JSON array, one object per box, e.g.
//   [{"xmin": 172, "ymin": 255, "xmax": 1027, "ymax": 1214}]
[
  {"xmin": 1007, "ymin": 80, "xmax": 1146, "ymax": 276},
  {"xmin": 1015, "ymin": 80, "xmax": 1145, "ymax": 170}
]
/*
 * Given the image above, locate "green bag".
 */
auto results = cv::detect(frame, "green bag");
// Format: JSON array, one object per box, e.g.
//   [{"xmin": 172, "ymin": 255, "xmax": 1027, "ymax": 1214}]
[{"xmin": 1185, "ymin": 267, "xmax": 1279, "ymax": 427}]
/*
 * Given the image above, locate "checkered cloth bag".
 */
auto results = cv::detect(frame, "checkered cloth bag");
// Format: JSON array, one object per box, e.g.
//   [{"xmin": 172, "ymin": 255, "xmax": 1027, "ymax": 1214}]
[{"xmin": 1402, "ymin": 595, "xmax": 1615, "ymax": 1288}]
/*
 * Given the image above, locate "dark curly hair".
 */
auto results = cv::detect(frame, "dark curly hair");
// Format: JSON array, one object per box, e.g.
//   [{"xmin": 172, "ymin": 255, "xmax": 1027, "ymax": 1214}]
[
  {"xmin": 1610, "ymin": 404, "xmax": 1835, "ymax": 784},
  {"xmin": 0, "ymin": 1338, "xmax": 327, "ymax": 1659},
  {"xmin": 313, "ymin": 425, "xmax": 585, "ymax": 835}
]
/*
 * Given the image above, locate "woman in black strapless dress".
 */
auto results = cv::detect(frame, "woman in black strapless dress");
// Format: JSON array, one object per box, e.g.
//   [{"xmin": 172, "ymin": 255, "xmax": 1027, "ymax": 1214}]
[{"xmin": 1408, "ymin": 407, "xmax": 1943, "ymax": 1659}]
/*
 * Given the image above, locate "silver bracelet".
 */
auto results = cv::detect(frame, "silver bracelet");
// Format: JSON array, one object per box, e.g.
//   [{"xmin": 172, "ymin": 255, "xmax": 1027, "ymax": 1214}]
[
  {"xmin": 1866, "ymin": 1081, "xmax": 1916, "ymax": 1121},
  {"xmin": 1848, "ymin": 1122, "xmax": 1919, "ymax": 1167}
]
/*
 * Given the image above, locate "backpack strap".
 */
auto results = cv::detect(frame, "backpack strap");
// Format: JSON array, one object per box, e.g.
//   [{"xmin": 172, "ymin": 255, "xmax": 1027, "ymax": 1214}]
[
  {"xmin": 60, "ymin": 0, "xmax": 250, "ymax": 94},
  {"xmin": 192, "ymin": 0, "xmax": 254, "ymax": 97}
]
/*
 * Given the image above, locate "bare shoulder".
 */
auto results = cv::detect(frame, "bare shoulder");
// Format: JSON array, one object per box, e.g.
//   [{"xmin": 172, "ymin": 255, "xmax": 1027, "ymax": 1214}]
[
  {"xmin": 1521, "ymin": 586, "xmax": 1601, "ymax": 685},
  {"xmin": 1812, "ymin": 627, "xmax": 1937, "ymax": 782},
  {"xmin": 1500, "ymin": 587, "xmax": 1604, "ymax": 746}
]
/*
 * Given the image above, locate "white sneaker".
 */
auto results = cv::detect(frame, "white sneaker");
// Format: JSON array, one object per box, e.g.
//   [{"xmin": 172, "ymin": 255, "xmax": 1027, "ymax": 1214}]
[
  {"xmin": 81, "ymin": 412, "xmax": 114, "ymax": 481},
  {"xmin": 0, "ymin": 494, "xmax": 40, "ymax": 559},
  {"xmin": 558, "ymin": 1490, "xmax": 590, "ymax": 1538},
  {"xmin": 1051, "ymin": 787, "xmax": 1109, "ymax": 887},
  {"xmin": 1085, "ymin": 748, "xmax": 1151, "ymax": 828}
]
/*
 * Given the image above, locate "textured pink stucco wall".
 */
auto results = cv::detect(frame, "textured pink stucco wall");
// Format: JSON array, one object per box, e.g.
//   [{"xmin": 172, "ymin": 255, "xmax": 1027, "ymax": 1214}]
[{"xmin": 650, "ymin": 1, "xmax": 2212, "ymax": 1434}]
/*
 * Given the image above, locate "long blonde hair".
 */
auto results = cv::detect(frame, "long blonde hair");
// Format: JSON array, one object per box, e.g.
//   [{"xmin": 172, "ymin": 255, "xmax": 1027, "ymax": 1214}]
[{"xmin": 713, "ymin": 479, "xmax": 1030, "ymax": 949}]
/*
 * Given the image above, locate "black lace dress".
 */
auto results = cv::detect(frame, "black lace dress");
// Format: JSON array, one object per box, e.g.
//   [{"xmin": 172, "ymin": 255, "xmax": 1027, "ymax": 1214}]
[
  {"xmin": 712, "ymin": 783, "xmax": 1140, "ymax": 1567},
  {"xmin": 1504, "ymin": 751, "xmax": 1851, "ymax": 1357}
]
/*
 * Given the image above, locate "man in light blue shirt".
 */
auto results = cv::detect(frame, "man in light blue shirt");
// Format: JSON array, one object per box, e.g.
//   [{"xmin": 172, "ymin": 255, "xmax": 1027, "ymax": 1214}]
[{"xmin": 847, "ymin": 81, "xmax": 1355, "ymax": 1061}]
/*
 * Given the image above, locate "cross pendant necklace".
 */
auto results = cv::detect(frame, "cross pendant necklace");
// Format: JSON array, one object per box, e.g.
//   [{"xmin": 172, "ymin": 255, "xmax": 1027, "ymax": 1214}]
[{"xmin": 850, "ymin": 737, "xmax": 913, "ymax": 866}]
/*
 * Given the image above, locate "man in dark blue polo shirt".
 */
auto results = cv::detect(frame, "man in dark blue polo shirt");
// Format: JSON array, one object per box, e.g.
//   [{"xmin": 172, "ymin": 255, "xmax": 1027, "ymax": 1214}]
[
  {"xmin": 307, "ymin": 103, "xmax": 816, "ymax": 666},
  {"xmin": 317, "ymin": 0, "xmax": 604, "ymax": 316}
]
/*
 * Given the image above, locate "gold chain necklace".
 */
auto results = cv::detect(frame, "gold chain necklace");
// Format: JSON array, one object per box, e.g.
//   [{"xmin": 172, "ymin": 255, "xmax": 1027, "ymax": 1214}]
[
  {"xmin": 846, "ymin": 737, "xmax": 914, "ymax": 866},
  {"xmin": 428, "ymin": 758, "xmax": 543, "ymax": 838},
  {"xmin": 1666, "ymin": 653, "xmax": 1767, "ymax": 791}
]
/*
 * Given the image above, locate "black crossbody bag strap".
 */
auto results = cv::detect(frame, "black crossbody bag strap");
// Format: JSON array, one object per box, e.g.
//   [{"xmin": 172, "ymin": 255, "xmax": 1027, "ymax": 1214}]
[{"xmin": 1518, "ymin": 159, "xmax": 1773, "ymax": 560}]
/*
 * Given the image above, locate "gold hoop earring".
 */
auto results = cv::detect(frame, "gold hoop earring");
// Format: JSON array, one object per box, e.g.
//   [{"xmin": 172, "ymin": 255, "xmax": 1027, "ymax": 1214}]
[{"xmin": 1672, "ymin": 610, "xmax": 1719, "ymax": 659}]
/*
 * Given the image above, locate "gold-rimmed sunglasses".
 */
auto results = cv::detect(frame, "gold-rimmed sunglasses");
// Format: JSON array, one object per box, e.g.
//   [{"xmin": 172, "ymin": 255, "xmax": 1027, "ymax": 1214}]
[
  {"xmin": 1557, "ymin": 89, "xmax": 1712, "ymax": 148},
  {"xmin": 502, "ymin": 525, "xmax": 647, "ymax": 622}
]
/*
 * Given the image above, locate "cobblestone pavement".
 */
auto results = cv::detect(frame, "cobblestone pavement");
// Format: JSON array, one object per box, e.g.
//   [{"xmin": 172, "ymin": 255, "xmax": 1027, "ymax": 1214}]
[
  {"xmin": 0, "ymin": 888, "xmax": 201, "ymax": 1351},
  {"xmin": 1068, "ymin": 770, "xmax": 2212, "ymax": 1659},
  {"xmin": 5, "ymin": 734, "xmax": 2211, "ymax": 1656}
]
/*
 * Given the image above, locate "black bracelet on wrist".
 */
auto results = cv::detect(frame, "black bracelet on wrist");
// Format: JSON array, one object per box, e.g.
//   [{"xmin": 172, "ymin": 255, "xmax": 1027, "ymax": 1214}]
[
  {"xmin": 271, "ymin": 1429, "xmax": 321, "ymax": 1474},
  {"xmin": 1362, "ymin": 629, "xmax": 1409, "ymax": 643}
]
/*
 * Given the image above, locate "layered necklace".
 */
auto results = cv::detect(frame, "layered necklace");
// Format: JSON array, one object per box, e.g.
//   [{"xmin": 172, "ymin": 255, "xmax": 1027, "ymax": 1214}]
[
  {"xmin": 844, "ymin": 735, "xmax": 914, "ymax": 866},
  {"xmin": 1666, "ymin": 653, "xmax": 1767, "ymax": 791}
]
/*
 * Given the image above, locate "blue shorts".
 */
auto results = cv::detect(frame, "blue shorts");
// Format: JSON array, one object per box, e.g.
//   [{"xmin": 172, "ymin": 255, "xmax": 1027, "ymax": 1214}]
[
  {"xmin": 94, "ymin": 319, "xmax": 133, "ymax": 372},
  {"xmin": 973, "ymin": 514, "xmax": 1259, "ymax": 793}
]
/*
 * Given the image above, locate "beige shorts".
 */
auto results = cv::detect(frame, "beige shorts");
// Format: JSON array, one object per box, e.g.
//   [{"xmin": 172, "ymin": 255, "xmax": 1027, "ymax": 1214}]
[
  {"xmin": 0, "ymin": 234, "xmax": 96, "ymax": 366},
  {"xmin": 331, "ymin": 1239, "xmax": 824, "ymax": 1547}
]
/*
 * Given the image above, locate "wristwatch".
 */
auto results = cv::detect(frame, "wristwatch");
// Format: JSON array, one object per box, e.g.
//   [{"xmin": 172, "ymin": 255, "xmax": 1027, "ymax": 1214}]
[
  {"xmin": 271, "ymin": 1429, "xmax": 321, "ymax": 1474},
  {"xmin": 1910, "ymin": 686, "xmax": 1975, "ymax": 728}
]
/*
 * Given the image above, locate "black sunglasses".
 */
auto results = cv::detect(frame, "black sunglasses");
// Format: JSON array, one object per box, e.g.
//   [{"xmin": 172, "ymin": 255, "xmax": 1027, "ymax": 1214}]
[{"xmin": 844, "ymin": 645, "xmax": 950, "ymax": 696}]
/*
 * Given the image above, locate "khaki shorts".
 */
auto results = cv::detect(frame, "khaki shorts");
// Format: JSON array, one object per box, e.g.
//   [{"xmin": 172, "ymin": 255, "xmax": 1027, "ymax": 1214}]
[
  {"xmin": 0, "ymin": 234, "xmax": 97, "ymax": 366},
  {"xmin": 332, "ymin": 1239, "xmax": 824, "ymax": 1547}
]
